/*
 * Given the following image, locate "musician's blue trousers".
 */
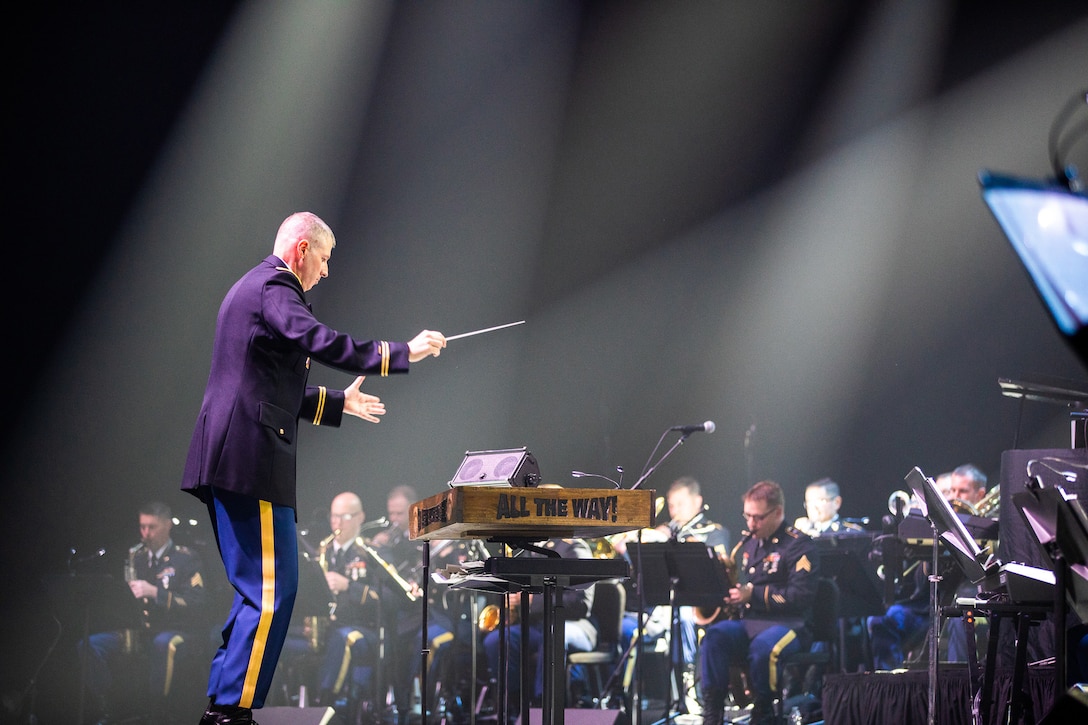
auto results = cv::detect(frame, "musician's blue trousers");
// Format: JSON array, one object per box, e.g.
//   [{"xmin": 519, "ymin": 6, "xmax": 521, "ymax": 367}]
[{"xmin": 700, "ymin": 619, "xmax": 801, "ymax": 699}]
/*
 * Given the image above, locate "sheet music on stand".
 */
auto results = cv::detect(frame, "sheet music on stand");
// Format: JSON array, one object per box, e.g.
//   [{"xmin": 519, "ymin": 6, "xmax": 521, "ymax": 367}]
[{"xmin": 432, "ymin": 560, "xmax": 515, "ymax": 594}]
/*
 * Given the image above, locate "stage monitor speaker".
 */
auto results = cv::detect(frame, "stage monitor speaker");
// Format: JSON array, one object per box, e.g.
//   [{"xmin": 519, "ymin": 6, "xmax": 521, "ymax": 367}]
[
  {"xmin": 449, "ymin": 447, "xmax": 541, "ymax": 487},
  {"xmin": 256, "ymin": 706, "xmax": 336, "ymax": 725},
  {"xmin": 517, "ymin": 709, "xmax": 629, "ymax": 725},
  {"xmin": 1040, "ymin": 684, "xmax": 1088, "ymax": 724}
]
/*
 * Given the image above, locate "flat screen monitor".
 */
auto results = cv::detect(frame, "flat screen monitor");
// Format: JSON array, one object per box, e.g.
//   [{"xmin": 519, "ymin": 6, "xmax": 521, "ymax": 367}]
[{"xmin": 979, "ymin": 170, "xmax": 1088, "ymax": 365}]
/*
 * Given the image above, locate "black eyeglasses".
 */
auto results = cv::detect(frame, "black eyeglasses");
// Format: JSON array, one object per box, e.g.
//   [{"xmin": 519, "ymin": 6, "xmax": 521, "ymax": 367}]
[{"xmin": 742, "ymin": 506, "xmax": 779, "ymax": 524}]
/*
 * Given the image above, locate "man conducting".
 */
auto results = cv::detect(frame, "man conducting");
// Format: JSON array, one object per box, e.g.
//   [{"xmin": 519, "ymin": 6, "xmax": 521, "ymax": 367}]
[{"xmin": 181, "ymin": 211, "xmax": 446, "ymax": 725}]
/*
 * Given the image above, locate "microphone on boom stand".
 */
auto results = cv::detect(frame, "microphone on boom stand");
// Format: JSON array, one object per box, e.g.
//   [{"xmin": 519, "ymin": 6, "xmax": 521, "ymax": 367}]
[{"xmin": 631, "ymin": 421, "xmax": 716, "ymax": 490}]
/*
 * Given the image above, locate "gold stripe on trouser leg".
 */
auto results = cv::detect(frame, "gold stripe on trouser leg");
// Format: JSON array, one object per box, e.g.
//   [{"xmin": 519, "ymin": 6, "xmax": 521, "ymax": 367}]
[
  {"xmin": 429, "ymin": 631, "xmax": 455, "ymax": 670},
  {"xmin": 240, "ymin": 501, "xmax": 277, "ymax": 707},
  {"xmin": 622, "ymin": 631, "xmax": 639, "ymax": 689},
  {"xmin": 335, "ymin": 630, "xmax": 367, "ymax": 693},
  {"xmin": 767, "ymin": 629, "xmax": 797, "ymax": 692},
  {"xmin": 164, "ymin": 634, "xmax": 185, "ymax": 696}
]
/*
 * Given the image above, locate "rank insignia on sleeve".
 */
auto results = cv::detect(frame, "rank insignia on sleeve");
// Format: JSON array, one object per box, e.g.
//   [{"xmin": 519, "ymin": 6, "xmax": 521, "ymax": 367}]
[{"xmin": 796, "ymin": 555, "xmax": 812, "ymax": 572}]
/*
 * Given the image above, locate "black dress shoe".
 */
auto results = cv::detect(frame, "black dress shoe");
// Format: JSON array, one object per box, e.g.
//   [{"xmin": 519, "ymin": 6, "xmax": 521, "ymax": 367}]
[{"xmin": 199, "ymin": 702, "xmax": 257, "ymax": 725}]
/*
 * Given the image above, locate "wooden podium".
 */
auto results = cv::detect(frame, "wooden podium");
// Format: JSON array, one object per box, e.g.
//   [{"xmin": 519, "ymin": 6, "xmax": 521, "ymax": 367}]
[
  {"xmin": 409, "ymin": 485, "xmax": 654, "ymax": 541},
  {"xmin": 409, "ymin": 486, "xmax": 653, "ymax": 725}
]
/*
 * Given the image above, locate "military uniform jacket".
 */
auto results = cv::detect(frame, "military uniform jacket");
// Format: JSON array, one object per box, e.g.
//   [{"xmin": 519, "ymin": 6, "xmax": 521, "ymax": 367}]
[
  {"xmin": 733, "ymin": 521, "xmax": 818, "ymax": 631},
  {"xmin": 673, "ymin": 514, "xmax": 732, "ymax": 559},
  {"xmin": 130, "ymin": 540, "xmax": 207, "ymax": 632},
  {"xmin": 182, "ymin": 255, "xmax": 410, "ymax": 508},
  {"xmin": 793, "ymin": 515, "xmax": 866, "ymax": 538},
  {"xmin": 323, "ymin": 538, "xmax": 382, "ymax": 629}
]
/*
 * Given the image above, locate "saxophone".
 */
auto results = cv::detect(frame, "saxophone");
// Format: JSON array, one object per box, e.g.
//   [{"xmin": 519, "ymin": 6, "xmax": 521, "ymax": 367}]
[
  {"xmin": 122, "ymin": 543, "xmax": 150, "ymax": 653},
  {"xmin": 304, "ymin": 530, "xmax": 339, "ymax": 651}
]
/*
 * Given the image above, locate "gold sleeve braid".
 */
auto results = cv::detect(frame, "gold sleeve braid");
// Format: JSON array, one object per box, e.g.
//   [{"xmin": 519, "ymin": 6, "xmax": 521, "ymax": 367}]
[
  {"xmin": 311, "ymin": 386, "xmax": 327, "ymax": 425},
  {"xmin": 380, "ymin": 341, "xmax": 390, "ymax": 377}
]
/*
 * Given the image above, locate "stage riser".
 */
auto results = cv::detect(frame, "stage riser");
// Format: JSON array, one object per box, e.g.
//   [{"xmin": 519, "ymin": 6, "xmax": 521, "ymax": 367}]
[
  {"xmin": 255, "ymin": 706, "xmax": 336, "ymax": 725},
  {"xmin": 517, "ymin": 709, "xmax": 630, "ymax": 725}
]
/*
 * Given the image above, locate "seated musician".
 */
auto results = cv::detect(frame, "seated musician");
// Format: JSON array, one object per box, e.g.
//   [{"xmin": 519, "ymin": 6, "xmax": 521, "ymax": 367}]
[
  {"xmin": 313, "ymin": 486, "xmax": 456, "ymax": 722},
  {"xmin": 659, "ymin": 476, "xmax": 731, "ymax": 712},
  {"xmin": 617, "ymin": 477, "xmax": 730, "ymax": 643},
  {"xmin": 306, "ymin": 491, "xmax": 383, "ymax": 709},
  {"xmin": 867, "ymin": 464, "xmax": 993, "ymax": 669},
  {"xmin": 699, "ymin": 480, "xmax": 817, "ymax": 725},
  {"xmin": 370, "ymin": 485, "xmax": 459, "ymax": 724},
  {"xmin": 793, "ymin": 477, "xmax": 866, "ymax": 537},
  {"xmin": 870, "ymin": 564, "xmax": 936, "ymax": 672},
  {"xmin": 79, "ymin": 501, "xmax": 208, "ymax": 724},
  {"xmin": 943, "ymin": 464, "xmax": 993, "ymax": 664},
  {"xmin": 482, "ymin": 536, "xmax": 598, "ymax": 711}
]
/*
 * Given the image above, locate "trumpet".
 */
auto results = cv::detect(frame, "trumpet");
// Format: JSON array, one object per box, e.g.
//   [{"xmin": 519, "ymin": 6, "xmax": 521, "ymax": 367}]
[{"xmin": 887, "ymin": 490, "xmax": 914, "ymax": 517}]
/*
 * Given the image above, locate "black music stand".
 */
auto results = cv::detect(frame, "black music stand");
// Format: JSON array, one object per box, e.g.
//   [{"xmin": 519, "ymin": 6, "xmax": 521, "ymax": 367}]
[
  {"xmin": 907, "ymin": 466, "xmax": 1004, "ymax": 725},
  {"xmin": 626, "ymin": 541, "xmax": 730, "ymax": 725},
  {"xmin": 41, "ymin": 573, "xmax": 146, "ymax": 725},
  {"xmin": 817, "ymin": 543, "xmax": 885, "ymax": 671},
  {"xmin": 1013, "ymin": 477, "xmax": 1088, "ymax": 722},
  {"xmin": 817, "ymin": 542, "xmax": 883, "ymax": 620},
  {"xmin": 297, "ymin": 552, "xmax": 334, "ymax": 622}
]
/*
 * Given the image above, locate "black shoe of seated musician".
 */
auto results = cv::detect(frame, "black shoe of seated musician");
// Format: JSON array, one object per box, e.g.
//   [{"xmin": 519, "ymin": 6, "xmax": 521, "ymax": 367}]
[
  {"xmin": 700, "ymin": 687, "xmax": 725, "ymax": 725},
  {"xmin": 199, "ymin": 700, "xmax": 257, "ymax": 725},
  {"xmin": 748, "ymin": 694, "xmax": 780, "ymax": 725}
]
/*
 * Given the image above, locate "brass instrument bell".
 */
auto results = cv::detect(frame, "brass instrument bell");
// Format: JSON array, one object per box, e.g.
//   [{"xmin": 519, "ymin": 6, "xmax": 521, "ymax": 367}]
[
  {"xmin": 587, "ymin": 537, "xmax": 616, "ymax": 559},
  {"xmin": 478, "ymin": 600, "xmax": 520, "ymax": 632},
  {"xmin": 975, "ymin": 485, "xmax": 1000, "ymax": 517}
]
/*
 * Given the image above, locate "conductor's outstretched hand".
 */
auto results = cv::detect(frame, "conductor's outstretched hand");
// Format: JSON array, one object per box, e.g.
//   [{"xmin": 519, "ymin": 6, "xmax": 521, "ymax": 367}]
[
  {"xmin": 408, "ymin": 329, "xmax": 447, "ymax": 362},
  {"xmin": 343, "ymin": 376, "xmax": 387, "ymax": 423}
]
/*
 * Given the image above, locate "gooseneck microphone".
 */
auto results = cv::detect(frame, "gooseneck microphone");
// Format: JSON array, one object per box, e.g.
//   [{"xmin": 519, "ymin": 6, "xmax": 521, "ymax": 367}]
[
  {"xmin": 669, "ymin": 421, "xmax": 716, "ymax": 435},
  {"xmin": 571, "ymin": 471, "xmax": 622, "ymax": 488}
]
